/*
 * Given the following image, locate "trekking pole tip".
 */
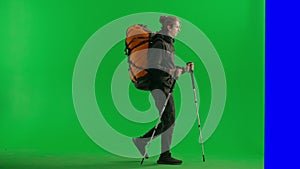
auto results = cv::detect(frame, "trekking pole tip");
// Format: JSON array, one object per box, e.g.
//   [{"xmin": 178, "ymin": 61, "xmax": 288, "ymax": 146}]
[{"xmin": 140, "ymin": 158, "xmax": 145, "ymax": 165}]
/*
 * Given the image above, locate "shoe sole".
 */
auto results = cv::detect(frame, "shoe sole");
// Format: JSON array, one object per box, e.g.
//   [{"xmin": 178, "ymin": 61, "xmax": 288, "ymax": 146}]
[{"xmin": 157, "ymin": 161, "xmax": 183, "ymax": 165}]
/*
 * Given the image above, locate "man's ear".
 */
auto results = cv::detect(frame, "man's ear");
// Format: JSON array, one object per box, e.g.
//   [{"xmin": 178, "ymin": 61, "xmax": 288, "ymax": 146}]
[{"xmin": 167, "ymin": 25, "xmax": 172, "ymax": 31}]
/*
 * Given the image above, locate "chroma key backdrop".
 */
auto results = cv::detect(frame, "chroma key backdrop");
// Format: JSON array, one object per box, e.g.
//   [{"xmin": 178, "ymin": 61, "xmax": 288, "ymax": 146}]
[{"xmin": 0, "ymin": 0, "xmax": 264, "ymax": 169}]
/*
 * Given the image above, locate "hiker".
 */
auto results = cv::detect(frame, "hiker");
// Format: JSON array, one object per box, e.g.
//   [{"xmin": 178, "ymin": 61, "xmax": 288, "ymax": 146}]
[{"xmin": 132, "ymin": 15, "xmax": 194, "ymax": 165}]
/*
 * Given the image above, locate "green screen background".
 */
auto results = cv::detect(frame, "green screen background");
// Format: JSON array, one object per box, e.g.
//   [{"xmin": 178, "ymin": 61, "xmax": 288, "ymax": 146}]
[{"xmin": 0, "ymin": 0, "xmax": 264, "ymax": 168}]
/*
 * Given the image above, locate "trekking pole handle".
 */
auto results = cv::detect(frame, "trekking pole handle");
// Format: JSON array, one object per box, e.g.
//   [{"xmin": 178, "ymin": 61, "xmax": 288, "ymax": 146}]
[
  {"xmin": 186, "ymin": 62, "xmax": 194, "ymax": 73},
  {"xmin": 169, "ymin": 79, "xmax": 176, "ymax": 93},
  {"xmin": 190, "ymin": 71, "xmax": 196, "ymax": 89}
]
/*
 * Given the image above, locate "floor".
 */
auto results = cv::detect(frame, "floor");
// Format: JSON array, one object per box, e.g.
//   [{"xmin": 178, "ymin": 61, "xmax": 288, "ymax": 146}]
[{"xmin": 0, "ymin": 151, "xmax": 263, "ymax": 169}]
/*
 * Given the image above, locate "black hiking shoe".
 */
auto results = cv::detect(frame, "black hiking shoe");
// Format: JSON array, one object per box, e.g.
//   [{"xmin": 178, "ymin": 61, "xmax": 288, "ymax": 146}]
[
  {"xmin": 157, "ymin": 152, "xmax": 182, "ymax": 165},
  {"xmin": 132, "ymin": 138, "xmax": 149, "ymax": 159}
]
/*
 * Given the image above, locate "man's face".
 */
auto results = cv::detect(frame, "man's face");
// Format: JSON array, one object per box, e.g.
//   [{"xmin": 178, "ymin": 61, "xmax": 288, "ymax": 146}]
[{"xmin": 168, "ymin": 21, "xmax": 181, "ymax": 38}]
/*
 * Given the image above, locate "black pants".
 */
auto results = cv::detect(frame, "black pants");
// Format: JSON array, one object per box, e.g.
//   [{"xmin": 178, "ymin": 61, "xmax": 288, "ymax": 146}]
[{"xmin": 141, "ymin": 84, "xmax": 176, "ymax": 153}]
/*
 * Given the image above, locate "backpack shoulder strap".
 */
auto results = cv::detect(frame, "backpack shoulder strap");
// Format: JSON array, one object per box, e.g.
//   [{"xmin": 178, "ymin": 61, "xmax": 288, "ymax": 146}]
[{"xmin": 150, "ymin": 34, "xmax": 167, "ymax": 48}]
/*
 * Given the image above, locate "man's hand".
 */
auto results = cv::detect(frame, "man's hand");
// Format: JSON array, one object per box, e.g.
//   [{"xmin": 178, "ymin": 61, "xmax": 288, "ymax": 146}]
[{"xmin": 174, "ymin": 68, "xmax": 183, "ymax": 79}]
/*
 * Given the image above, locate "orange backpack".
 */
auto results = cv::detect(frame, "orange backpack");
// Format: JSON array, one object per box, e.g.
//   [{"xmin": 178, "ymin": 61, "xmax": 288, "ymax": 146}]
[{"xmin": 124, "ymin": 24, "xmax": 154, "ymax": 90}]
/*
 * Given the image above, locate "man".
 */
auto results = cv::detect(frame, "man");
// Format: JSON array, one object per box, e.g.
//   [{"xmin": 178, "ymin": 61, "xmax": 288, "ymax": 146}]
[{"xmin": 132, "ymin": 15, "xmax": 194, "ymax": 165}]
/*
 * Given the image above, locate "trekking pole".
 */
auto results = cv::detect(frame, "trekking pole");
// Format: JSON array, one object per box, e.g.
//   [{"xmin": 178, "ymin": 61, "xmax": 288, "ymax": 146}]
[
  {"xmin": 190, "ymin": 71, "xmax": 205, "ymax": 162},
  {"xmin": 141, "ymin": 80, "xmax": 176, "ymax": 165}
]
